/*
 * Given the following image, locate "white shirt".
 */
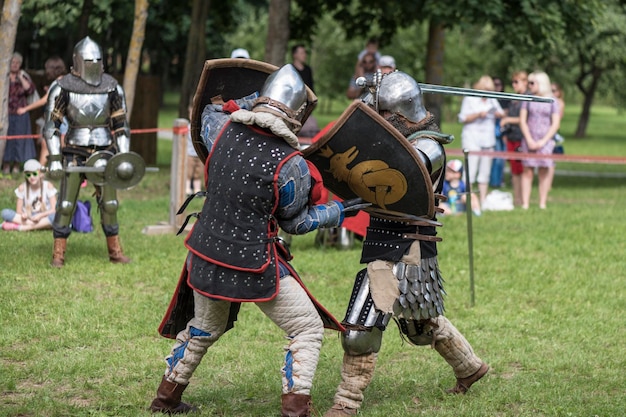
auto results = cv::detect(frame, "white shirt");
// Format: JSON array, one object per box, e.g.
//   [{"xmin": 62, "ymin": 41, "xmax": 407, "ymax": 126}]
[{"xmin": 458, "ymin": 96, "xmax": 503, "ymax": 149}]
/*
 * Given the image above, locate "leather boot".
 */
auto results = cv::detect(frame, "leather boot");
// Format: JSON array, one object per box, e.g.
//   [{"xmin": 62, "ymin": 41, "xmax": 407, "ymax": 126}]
[
  {"xmin": 446, "ymin": 362, "xmax": 489, "ymax": 394},
  {"xmin": 281, "ymin": 393, "xmax": 312, "ymax": 417},
  {"xmin": 51, "ymin": 238, "xmax": 66, "ymax": 268},
  {"xmin": 150, "ymin": 376, "xmax": 197, "ymax": 414},
  {"xmin": 430, "ymin": 316, "xmax": 487, "ymax": 394},
  {"xmin": 106, "ymin": 235, "xmax": 131, "ymax": 263}
]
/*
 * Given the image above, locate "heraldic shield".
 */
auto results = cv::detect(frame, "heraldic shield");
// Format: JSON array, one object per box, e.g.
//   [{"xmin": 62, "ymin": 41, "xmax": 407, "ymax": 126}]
[
  {"xmin": 303, "ymin": 101, "xmax": 435, "ymax": 219},
  {"xmin": 191, "ymin": 58, "xmax": 317, "ymax": 161}
]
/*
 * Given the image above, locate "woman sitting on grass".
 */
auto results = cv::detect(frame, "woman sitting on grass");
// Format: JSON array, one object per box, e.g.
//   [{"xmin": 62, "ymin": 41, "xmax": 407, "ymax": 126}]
[{"xmin": 1, "ymin": 159, "xmax": 57, "ymax": 231}]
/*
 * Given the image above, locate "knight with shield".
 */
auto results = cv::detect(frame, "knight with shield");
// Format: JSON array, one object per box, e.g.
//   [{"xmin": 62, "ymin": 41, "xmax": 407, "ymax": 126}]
[
  {"xmin": 305, "ymin": 71, "xmax": 490, "ymax": 416},
  {"xmin": 43, "ymin": 36, "xmax": 142, "ymax": 267}
]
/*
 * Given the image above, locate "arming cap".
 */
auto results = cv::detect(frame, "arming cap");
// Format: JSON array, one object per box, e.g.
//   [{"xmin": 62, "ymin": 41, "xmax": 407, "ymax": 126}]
[
  {"xmin": 378, "ymin": 71, "xmax": 427, "ymax": 123},
  {"xmin": 255, "ymin": 64, "xmax": 307, "ymax": 121}
]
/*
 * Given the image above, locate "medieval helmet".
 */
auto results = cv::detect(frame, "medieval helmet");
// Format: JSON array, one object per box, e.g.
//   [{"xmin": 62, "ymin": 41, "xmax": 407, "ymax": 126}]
[
  {"xmin": 253, "ymin": 64, "xmax": 307, "ymax": 131},
  {"xmin": 72, "ymin": 36, "xmax": 104, "ymax": 86},
  {"xmin": 377, "ymin": 71, "xmax": 427, "ymax": 123}
]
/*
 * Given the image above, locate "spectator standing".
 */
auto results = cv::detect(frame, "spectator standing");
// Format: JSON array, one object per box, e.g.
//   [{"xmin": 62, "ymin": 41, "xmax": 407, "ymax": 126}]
[
  {"xmin": 291, "ymin": 44, "xmax": 314, "ymax": 92},
  {"xmin": 17, "ymin": 56, "xmax": 68, "ymax": 166},
  {"xmin": 551, "ymin": 82, "xmax": 565, "ymax": 155},
  {"xmin": 185, "ymin": 106, "xmax": 203, "ymax": 196},
  {"xmin": 519, "ymin": 71, "xmax": 560, "ymax": 209},
  {"xmin": 2, "ymin": 52, "xmax": 37, "ymax": 177},
  {"xmin": 499, "ymin": 71, "xmax": 528, "ymax": 207},
  {"xmin": 1, "ymin": 159, "xmax": 57, "ymax": 232},
  {"xmin": 458, "ymin": 75, "xmax": 505, "ymax": 214},
  {"xmin": 291, "ymin": 44, "xmax": 320, "ymax": 139},
  {"xmin": 346, "ymin": 52, "xmax": 377, "ymax": 99},
  {"xmin": 489, "ymin": 77, "xmax": 509, "ymax": 189},
  {"xmin": 356, "ymin": 38, "xmax": 381, "ymax": 65}
]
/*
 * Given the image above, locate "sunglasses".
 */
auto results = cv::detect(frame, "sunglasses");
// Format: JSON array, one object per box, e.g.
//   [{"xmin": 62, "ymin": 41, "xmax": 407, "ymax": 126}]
[{"xmin": 25, "ymin": 171, "xmax": 38, "ymax": 178}]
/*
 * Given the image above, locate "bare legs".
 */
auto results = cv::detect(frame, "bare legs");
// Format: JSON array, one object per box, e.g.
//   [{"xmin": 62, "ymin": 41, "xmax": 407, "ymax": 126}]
[{"xmin": 521, "ymin": 166, "xmax": 553, "ymax": 209}]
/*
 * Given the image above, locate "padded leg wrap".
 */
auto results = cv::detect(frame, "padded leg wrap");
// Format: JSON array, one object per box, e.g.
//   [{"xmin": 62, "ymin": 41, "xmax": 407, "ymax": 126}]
[
  {"xmin": 432, "ymin": 316, "xmax": 483, "ymax": 379},
  {"xmin": 165, "ymin": 293, "xmax": 230, "ymax": 384},
  {"xmin": 332, "ymin": 352, "xmax": 378, "ymax": 411},
  {"xmin": 258, "ymin": 276, "xmax": 324, "ymax": 395}
]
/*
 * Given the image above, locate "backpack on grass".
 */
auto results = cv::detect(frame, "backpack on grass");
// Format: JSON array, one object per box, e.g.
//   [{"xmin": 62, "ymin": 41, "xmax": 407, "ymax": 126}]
[{"xmin": 71, "ymin": 200, "xmax": 93, "ymax": 233}]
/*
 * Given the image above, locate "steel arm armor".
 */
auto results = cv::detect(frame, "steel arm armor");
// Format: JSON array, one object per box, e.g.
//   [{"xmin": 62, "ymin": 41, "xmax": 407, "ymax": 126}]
[
  {"xmin": 43, "ymin": 82, "xmax": 65, "ymax": 161},
  {"xmin": 111, "ymin": 85, "xmax": 130, "ymax": 153}
]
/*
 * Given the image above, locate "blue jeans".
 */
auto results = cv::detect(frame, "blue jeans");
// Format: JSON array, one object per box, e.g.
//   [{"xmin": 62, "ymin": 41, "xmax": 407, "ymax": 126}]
[{"xmin": 489, "ymin": 136, "xmax": 505, "ymax": 187}]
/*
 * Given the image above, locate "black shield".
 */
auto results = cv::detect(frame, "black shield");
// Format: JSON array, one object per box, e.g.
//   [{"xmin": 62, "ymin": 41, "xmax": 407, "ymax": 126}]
[{"xmin": 303, "ymin": 101, "xmax": 435, "ymax": 219}]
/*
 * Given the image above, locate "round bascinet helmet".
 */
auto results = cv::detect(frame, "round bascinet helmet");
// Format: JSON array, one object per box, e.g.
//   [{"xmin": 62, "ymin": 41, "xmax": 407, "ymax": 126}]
[
  {"xmin": 254, "ymin": 64, "xmax": 307, "ymax": 122},
  {"xmin": 73, "ymin": 36, "xmax": 104, "ymax": 86},
  {"xmin": 377, "ymin": 71, "xmax": 427, "ymax": 123}
]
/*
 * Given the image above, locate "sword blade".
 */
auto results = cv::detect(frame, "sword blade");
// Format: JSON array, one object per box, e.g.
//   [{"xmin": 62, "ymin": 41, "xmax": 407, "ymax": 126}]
[{"xmin": 419, "ymin": 83, "xmax": 553, "ymax": 103}]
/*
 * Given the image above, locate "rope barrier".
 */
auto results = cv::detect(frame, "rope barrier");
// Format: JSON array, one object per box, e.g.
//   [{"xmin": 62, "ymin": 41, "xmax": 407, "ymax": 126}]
[
  {"xmin": 0, "ymin": 127, "xmax": 174, "ymax": 140},
  {"xmin": 446, "ymin": 148, "xmax": 626, "ymax": 165},
  {"xmin": 2, "ymin": 127, "xmax": 625, "ymax": 166}
]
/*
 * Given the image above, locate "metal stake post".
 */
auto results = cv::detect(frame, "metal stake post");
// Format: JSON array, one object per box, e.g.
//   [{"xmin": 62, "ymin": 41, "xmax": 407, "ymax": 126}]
[{"xmin": 463, "ymin": 149, "xmax": 475, "ymax": 307}]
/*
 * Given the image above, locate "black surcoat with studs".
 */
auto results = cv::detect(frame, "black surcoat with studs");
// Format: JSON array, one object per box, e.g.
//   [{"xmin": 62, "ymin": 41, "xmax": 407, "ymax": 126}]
[{"xmin": 185, "ymin": 122, "xmax": 299, "ymax": 302}]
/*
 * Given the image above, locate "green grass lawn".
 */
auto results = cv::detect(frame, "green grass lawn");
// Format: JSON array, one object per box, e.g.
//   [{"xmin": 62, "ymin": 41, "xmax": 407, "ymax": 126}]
[{"xmin": 1, "ymin": 98, "xmax": 625, "ymax": 416}]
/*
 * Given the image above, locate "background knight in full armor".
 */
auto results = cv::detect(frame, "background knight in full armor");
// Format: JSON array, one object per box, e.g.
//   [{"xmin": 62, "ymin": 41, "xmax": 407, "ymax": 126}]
[
  {"xmin": 43, "ymin": 36, "xmax": 132, "ymax": 267},
  {"xmin": 324, "ymin": 71, "xmax": 489, "ymax": 417}
]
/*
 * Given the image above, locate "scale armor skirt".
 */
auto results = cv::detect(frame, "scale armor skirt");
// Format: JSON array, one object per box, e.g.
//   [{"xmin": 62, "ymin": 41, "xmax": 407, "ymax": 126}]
[{"xmin": 392, "ymin": 256, "xmax": 445, "ymax": 321}]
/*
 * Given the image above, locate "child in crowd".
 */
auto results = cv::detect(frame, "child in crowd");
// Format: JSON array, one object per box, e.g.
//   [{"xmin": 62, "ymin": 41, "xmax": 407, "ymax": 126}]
[
  {"xmin": 441, "ymin": 159, "xmax": 468, "ymax": 215},
  {"xmin": 1, "ymin": 159, "xmax": 57, "ymax": 231}
]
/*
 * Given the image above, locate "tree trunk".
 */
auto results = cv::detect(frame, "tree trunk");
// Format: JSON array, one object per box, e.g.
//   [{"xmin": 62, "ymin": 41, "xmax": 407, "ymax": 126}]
[
  {"xmin": 77, "ymin": 0, "xmax": 93, "ymax": 40},
  {"xmin": 0, "ymin": 0, "xmax": 23, "ymax": 164},
  {"xmin": 179, "ymin": 0, "xmax": 210, "ymax": 118},
  {"xmin": 123, "ymin": 0, "xmax": 149, "ymax": 121},
  {"xmin": 424, "ymin": 21, "xmax": 445, "ymax": 125},
  {"xmin": 574, "ymin": 68, "xmax": 602, "ymax": 138},
  {"xmin": 265, "ymin": 0, "xmax": 290, "ymax": 66}
]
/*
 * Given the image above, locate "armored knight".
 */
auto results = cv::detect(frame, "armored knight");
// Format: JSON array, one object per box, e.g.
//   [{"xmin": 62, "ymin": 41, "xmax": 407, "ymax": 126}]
[
  {"xmin": 150, "ymin": 64, "xmax": 366, "ymax": 416},
  {"xmin": 323, "ymin": 71, "xmax": 489, "ymax": 417},
  {"xmin": 43, "ymin": 36, "xmax": 132, "ymax": 267}
]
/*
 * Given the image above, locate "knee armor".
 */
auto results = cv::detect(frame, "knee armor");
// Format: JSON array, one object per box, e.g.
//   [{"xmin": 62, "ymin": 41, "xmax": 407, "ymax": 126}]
[{"xmin": 57, "ymin": 199, "xmax": 75, "ymax": 217}]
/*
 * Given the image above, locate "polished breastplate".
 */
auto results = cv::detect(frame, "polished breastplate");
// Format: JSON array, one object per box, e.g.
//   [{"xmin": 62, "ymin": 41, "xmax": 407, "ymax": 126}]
[{"xmin": 65, "ymin": 92, "xmax": 113, "ymax": 147}]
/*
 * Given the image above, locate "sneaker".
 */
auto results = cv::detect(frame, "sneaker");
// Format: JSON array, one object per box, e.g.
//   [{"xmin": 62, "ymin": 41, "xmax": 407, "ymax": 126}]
[{"xmin": 2, "ymin": 222, "xmax": 20, "ymax": 231}]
